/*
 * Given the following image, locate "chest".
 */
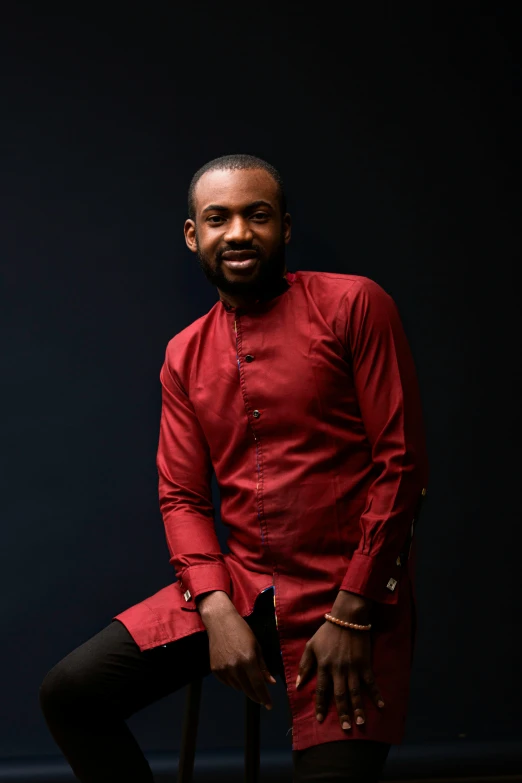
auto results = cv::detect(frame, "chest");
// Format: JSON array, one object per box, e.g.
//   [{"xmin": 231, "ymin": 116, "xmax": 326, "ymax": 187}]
[{"xmin": 186, "ymin": 299, "xmax": 363, "ymax": 456}]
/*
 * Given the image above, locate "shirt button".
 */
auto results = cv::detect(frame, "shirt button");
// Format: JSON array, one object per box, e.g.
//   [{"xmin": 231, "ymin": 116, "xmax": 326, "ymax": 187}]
[
  {"xmin": 253, "ymin": 410, "xmax": 260, "ymax": 418},
  {"xmin": 245, "ymin": 354, "xmax": 255, "ymax": 362}
]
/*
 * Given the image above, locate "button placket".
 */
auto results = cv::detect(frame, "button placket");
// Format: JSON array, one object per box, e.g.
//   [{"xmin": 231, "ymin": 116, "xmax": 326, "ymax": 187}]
[{"xmin": 233, "ymin": 318, "xmax": 268, "ymax": 550}]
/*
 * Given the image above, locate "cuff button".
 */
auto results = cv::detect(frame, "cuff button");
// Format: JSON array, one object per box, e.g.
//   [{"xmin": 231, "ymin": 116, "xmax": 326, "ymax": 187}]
[{"xmin": 386, "ymin": 578, "xmax": 398, "ymax": 592}]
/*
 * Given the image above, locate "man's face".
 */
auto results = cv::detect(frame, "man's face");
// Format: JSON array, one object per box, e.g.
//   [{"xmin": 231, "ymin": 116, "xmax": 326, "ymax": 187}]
[{"xmin": 184, "ymin": 168, "xmax": 291, "ymax": 305}]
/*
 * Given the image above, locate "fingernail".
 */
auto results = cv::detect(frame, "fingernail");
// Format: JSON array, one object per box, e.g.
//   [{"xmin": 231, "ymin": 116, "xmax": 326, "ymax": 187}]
[
  {"xmin": 342, "ymin": 721, "xmax": 351, "ymax": 730},
  {"xmin": 378, "ymin": 700, "xmax": 385, "ymax": 708},
  {"xmin": 295, "ymin": 675, "xmax": 301, "ymax": 688},
  {"xmin": 270, "ymin": 675, "xmax": 276, "ymax": 683},
  {"xmin": 356, "ymin": 716, "xmax": 365, "ymax": 725},
  {"xmin": 316, "ymin": 713, "xmax": 323, "ymax": 722}
]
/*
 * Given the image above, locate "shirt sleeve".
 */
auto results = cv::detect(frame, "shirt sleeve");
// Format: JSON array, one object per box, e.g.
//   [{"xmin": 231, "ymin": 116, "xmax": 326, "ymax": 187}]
[
  {"xmin": 156, "ymin": 348, "xmax": 231, "ymax": 606},
  {"xmin": 339, "ymin": 278, "xmax": 429, "ymax": 604}
]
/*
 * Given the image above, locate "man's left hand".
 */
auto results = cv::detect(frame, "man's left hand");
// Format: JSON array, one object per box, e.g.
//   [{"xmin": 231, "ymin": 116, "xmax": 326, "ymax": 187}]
[{"xmin": 295, "ymin": 594, "xmax": 385, "ymax": 730}]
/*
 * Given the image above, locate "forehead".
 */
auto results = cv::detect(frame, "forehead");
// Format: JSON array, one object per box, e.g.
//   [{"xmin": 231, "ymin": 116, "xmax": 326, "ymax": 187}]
[{"xmin": 193, "ymin": 168, "xmax": 279, "ymax": 212}]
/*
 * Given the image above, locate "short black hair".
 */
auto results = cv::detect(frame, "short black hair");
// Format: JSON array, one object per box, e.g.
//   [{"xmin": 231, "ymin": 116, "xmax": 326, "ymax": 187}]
[{"xmin": 187, "ymin": 154, "xmax": 286, "ymax": 220}]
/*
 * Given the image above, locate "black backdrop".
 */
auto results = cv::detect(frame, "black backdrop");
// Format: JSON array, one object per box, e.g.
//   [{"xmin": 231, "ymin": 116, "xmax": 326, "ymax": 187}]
[{"xmin": 1, "ymin": 1, "xmax": 521, "ymax": 769}]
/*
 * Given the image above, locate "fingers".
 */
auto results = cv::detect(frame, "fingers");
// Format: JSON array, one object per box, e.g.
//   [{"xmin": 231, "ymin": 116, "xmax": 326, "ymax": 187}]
[
  {"xmin": 317, "ymin": 667, "xmax": 383, "ymax": 729},
  {"xmin": 255, "ymin": 649, "xmax": 276, "ymax": 706},
  {"xmin": 361, "ymin": 668, "xmax": 385, "ymax": 710},
  {"xmin": 296, "ymin": 641, "xmax": 315, "ymax": 690},
  {"xmin": 314, "ymin": 668, "xmax": 330, "ymax": 723},
  {"xmin": 210, "ymin": 664, "xmax": 240, "ymax": 691},
  {"xmin": 237, "ymin": 664, "xmax": 272, "ymax": 709},
  {"xmin": 257, "ymin": 651, "xmax": 277, "ymax": 685},
  {"xmin": 250, "ymin": 654, "xmax": 274, "ymax": 709},
  {"xmin": 241, "ymin": 647, "xmax": 274, "ymax": 709},
  {"xmin": 213, "ymin": 657, "xmax": 272, "ymax": 709},
  {"xmin": 294, "ymin": 632, "xmax": 383, "ymax": 729},
  {"xmin": 347, "ymin": 671, "xmax": 365, "ymax": 726},
  {"xmin": 332, "ymin": 669, "xmax": 351, "ymax": 730}
]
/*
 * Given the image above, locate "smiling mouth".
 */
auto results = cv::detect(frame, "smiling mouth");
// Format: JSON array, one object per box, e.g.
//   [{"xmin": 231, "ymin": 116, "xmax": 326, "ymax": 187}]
[{"xmin": 223, "ymin": 256, "xmax": 258, "ymax": 270}]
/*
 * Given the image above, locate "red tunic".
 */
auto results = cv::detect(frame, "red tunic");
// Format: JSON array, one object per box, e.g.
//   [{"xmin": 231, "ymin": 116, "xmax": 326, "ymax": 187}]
[{"xmin": 114, "ymin": 271, "xmax": 429, "ymax": 751}]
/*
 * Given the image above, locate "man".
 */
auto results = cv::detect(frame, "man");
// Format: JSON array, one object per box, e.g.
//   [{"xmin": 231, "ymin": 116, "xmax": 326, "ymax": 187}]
[{"xmin": 39, "ymin": 154, "xmax": 429, "ymax": 782}]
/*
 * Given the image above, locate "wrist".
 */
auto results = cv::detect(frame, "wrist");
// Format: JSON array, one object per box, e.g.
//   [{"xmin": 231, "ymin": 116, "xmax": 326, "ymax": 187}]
[
  {"xmin": 331, "ymin": 590, "xmax": 373, "ymax": 625},
  {"xmin": 196, "ymin": 590, "xmax": 235, "ymax": 622}
]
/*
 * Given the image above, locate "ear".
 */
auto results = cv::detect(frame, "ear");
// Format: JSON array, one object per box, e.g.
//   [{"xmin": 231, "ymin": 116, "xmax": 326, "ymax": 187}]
[
  {"xmin": 283, "ymin": 212, "xmax": 292, "ymax": 244},
  {"xmin": 184, "ymin": 219, "xmax": 198, "ymax": 253}
]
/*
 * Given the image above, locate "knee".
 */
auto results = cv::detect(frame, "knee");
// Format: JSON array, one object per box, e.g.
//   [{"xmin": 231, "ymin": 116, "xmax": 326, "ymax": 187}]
[{"xmin": 39, "ymin": 658, "xmax": 91, "ymax": 720}]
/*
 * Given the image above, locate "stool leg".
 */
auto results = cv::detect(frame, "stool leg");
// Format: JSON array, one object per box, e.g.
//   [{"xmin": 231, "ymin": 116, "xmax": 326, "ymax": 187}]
[
  {"xmin": 244, "ymin": 696, "xmax": 261, "ymax": 783},
  {"xmin": 178, "ymin": 678, "xmax": 203, "ymax": 783}
]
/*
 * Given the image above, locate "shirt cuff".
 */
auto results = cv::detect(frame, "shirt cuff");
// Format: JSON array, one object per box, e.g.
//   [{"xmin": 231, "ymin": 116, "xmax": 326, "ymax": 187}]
[
  {"xmin": 178, "ymin": 563, "xmax": 232, "ymax": 607},
  {"xmin": 339, "ymin": 552, "xmax": 404, "ymax": 605}
]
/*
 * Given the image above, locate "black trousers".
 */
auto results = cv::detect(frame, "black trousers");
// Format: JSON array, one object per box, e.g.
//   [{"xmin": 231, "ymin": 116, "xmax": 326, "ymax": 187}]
[{"xmin": 39, "ymin": 590, "xmax": 390, "ymax": 782}]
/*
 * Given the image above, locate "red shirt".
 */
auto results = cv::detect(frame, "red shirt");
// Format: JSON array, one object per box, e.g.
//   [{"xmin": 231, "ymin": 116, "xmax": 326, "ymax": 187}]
[{"xmin": 114, "ymin": 270, "xmax": 429, "ymax": 750}]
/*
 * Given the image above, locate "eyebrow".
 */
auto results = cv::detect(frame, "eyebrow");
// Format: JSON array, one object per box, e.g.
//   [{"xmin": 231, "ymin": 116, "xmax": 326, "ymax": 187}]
[{"xmin": 202, "ymin": 200, "xmax": 274, "ymax": 214}]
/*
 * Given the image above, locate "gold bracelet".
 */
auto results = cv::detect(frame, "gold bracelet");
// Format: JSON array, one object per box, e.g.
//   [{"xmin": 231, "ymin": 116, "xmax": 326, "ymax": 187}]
[{"xmin": 324, "ymin": 612, "xmax": 371, "ymax": 631}]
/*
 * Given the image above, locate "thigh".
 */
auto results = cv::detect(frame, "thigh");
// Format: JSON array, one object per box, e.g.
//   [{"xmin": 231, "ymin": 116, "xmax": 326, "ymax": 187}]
[
  {"xmin": 40, "ymin": 619, "xmax": 212, "ymax": 720},
  {"xmin": 292, "ymin": 739, "xmax": 391, "ymax": 783}
]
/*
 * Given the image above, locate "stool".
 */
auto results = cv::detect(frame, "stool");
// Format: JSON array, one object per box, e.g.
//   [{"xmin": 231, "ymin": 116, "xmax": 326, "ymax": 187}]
[{"xmin": 178, "ymin": 677, "xmax": 261, "ymax": 783}]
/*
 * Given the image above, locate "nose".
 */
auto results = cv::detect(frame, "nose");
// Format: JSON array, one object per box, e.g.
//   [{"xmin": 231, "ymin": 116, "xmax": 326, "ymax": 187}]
[{"xmin": 224, "ymin": 215, "xmax": 253, "ymax": 245}]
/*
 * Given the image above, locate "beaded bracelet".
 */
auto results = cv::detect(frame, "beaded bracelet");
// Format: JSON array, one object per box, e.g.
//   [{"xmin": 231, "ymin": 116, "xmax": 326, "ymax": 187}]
[{"xmin": 324, "ymin": 612, "xmax": 372, "ymax": 631}]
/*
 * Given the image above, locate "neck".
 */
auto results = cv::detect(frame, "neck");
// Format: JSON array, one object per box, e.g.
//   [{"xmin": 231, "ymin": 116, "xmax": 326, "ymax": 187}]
[{"xmin": 219, "ymin": 266, "xmax": 289, "ymax": 309}]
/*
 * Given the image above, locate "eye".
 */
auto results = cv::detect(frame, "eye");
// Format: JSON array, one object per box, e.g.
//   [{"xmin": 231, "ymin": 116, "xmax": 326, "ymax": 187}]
[
  {"xmin": 251, "ymin": 212, "xmax": 269, "ymax": 221},
  {"xmin": 207, "ymin": 215, "xmax": 225, "ymax": 224}
]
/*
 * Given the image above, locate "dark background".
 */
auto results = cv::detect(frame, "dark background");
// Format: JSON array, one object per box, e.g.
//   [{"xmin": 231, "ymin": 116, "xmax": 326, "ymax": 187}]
[{"xmin": 1, "ymin": 1, "xmax": 521, "ymax": 776}]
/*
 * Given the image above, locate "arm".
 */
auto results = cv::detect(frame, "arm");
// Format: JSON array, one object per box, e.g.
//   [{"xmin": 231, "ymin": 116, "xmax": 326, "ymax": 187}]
[
  {"xmin": 335, "ymin": 278, "xmax": 429, "ymax": 612},
  {"xmin": 156, "ymin": 347, "xmax": 232, "ymax": 607},
  {"xmin": 298, "ymin": 278, "xmax": 429, "ymax": 728},
  {"xmin": 157, "ymin": 348, "xmax": 276, "ymax": 708}
]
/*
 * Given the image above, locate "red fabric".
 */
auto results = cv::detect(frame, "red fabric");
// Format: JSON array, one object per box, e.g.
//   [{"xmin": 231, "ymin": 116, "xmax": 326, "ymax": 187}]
[{"xmin": 114, "ymin": 271, "xmax": 429, "ymax": 750}]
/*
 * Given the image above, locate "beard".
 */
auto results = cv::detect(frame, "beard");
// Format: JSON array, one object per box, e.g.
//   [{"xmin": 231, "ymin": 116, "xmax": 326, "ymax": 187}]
[{"xmin": 195, "ymin": 230, "xmax": 287, "ymax": 300}]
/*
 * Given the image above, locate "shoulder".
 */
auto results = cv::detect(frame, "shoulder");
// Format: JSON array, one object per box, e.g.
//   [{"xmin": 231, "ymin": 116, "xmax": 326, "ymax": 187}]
[
  {"xmin": 162, "ymin": 307, "xmax": 215, "ymax": 371},
  {"xmin": 297, "ymin": 270, "xmax": 394, "ymax": 307}
]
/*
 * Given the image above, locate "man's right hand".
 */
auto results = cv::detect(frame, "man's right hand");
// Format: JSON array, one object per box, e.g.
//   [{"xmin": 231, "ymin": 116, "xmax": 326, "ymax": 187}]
[{"xmin": 196, "ymin": 590, "xmax": 276, "ymax": 710}]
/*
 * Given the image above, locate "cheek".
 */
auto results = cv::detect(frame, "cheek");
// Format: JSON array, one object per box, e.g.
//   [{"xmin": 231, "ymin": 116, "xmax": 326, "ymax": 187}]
[
  {"xmin": 196, "ymin": 230, "xmax": 217, "ymax": 253},
  {"xmin": 258, "ymin": 227, "xmax": 283, "ymax": 247}
]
